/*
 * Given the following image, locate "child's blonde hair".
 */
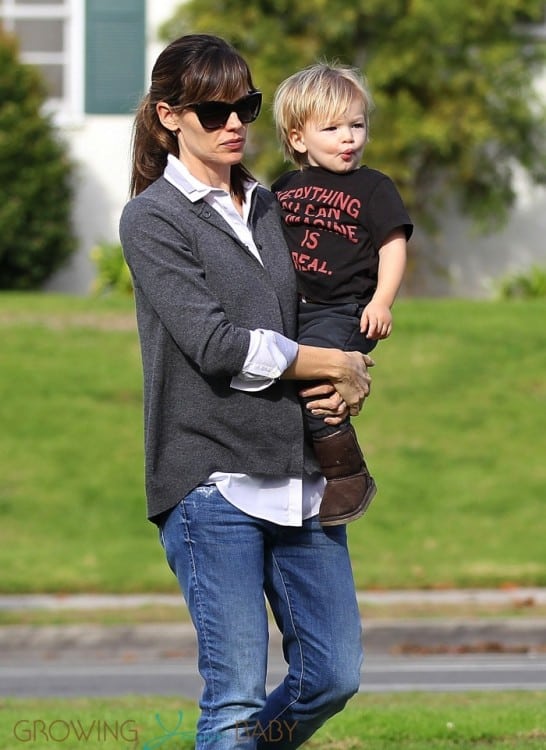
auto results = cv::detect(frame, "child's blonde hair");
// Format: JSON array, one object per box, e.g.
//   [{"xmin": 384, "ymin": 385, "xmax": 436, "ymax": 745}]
[{"xmin": 273, "ymin": 62, "xmax": 373, "ymax": 167}]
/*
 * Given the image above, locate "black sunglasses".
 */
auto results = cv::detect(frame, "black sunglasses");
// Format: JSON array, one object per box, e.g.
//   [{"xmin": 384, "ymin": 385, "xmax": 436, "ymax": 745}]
[{"xmin": 188, "ymin": 91, "xmax": 262, "ymax": 130}]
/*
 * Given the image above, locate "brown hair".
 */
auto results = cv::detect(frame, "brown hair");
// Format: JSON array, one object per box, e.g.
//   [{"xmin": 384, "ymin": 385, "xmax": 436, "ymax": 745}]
[{"xmin": 130, "ymin": 34, "xmax": 257, "ymax": 199}]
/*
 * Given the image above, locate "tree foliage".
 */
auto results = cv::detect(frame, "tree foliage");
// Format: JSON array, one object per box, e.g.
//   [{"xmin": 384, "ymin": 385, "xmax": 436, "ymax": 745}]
[
  {"xmin": 161, "ymin": 0, "xmax": 546, "ymax": 232},
  {"xmin": 0, "ymin": 27, "xmax": 75, "ymax": 289}
]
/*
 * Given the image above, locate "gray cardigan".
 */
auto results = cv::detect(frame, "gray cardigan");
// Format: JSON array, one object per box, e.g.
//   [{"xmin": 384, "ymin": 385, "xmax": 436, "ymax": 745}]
[{"xmin": 120, "ymin": 177, "xmax": 318, "ymax": 520}]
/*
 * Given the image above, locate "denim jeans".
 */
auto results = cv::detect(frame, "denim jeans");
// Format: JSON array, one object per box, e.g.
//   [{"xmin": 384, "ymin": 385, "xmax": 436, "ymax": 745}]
[{"xmin": 159, "ymin": 485, "xmax": 363, "ymax": 749}]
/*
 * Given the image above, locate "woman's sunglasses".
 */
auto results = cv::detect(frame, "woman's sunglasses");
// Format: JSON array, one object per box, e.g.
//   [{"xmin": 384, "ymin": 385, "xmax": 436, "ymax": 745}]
[{"xmin": 188, "ymin": 91, "xmax": 262, "ymax": 131}]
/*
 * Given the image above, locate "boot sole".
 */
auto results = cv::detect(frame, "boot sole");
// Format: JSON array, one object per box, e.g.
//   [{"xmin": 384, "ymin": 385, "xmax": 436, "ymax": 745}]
[{"xmin": 319, "ymin": 480, "xmax": 377, "ymax": 527}]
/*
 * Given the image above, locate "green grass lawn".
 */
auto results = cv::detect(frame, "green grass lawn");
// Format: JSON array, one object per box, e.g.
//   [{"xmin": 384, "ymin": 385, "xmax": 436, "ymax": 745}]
[
  {"xmin": 1, "ymin": 293, "xmax": 545, "ymax": 593},
  {"xmin": 1, "ymin": 692, "xmax": 545, "ymax": 749}
]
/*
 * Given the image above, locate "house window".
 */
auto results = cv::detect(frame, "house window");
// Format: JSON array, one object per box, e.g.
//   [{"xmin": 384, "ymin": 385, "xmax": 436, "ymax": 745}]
[
  {"xmin": 0, "ymin": 0, "xmax": 145, "ymax": 121},
  {"xmin": 0, "ymin": 0, "xmax": 83, "ymax": 123}
]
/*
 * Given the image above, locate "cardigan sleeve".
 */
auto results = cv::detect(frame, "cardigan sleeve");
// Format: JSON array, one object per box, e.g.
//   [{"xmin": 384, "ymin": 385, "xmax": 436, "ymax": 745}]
[{"xmin": 120, "ymin": 194, "xmax": 250, "ymax": 379}]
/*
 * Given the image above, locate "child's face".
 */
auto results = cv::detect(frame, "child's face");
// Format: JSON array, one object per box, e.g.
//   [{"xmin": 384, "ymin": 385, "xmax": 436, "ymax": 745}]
[{"xmin": 289, "ymin": 97, "xmax": 366, "ymax": 173}]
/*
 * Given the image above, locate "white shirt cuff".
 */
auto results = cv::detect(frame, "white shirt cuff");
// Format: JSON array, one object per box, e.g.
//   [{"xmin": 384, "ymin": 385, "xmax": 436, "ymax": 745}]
[{"xmin": 230, "ymin": 329, "xmax": 298, "ymax": 392}]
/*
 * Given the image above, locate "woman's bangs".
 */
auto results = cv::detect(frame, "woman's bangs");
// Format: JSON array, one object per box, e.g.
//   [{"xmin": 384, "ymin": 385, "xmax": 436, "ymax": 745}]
[{"xmin": 187, "ymin": 54, "xmax": 253, "ymax": 104}]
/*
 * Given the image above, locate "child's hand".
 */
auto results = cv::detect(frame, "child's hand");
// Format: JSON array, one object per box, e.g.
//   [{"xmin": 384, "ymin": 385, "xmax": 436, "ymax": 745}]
[{"xmin": 360, "ymin": 301, "xmax": 393, "ymax": 339}]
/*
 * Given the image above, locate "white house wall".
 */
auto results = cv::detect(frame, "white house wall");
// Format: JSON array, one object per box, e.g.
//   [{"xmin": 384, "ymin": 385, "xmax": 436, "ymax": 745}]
[{"xmin": 408, "ymin": 176, "xmax": 546, "ymax": 298}]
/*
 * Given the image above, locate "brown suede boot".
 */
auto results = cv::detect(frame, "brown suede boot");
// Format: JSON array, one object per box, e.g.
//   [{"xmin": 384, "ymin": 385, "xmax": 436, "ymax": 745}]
[{"xmin": 313, "ymin": 424, "xmax": 377, "ymax": 526}]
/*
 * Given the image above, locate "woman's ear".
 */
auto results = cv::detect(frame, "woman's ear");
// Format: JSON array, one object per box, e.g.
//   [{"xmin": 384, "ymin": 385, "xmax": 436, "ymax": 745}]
[
  {"xmin": 288, "ymin": 128, "xmax": 308, "ymax": 155},
  {"xmin": 156, "ymin": 102, "xmax": 180, "ymax": 132}
]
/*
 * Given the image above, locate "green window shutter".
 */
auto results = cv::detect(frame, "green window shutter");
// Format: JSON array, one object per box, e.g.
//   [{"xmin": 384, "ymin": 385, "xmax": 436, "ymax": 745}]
[{"xmin": 85, "ymin": 0, "xmax": 145, "ymax": 114}]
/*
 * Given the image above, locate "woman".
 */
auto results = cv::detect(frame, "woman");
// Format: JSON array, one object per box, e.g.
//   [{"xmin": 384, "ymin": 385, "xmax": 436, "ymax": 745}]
[{"xmin": 120, "ymin": 34, "xmax": 373, "ymax": 750}]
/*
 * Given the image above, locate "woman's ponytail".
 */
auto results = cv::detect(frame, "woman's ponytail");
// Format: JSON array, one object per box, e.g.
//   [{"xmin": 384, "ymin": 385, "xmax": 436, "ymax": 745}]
[{"xmin": 130, "ymin": 93, "xmax": 178, "ymax": 197}]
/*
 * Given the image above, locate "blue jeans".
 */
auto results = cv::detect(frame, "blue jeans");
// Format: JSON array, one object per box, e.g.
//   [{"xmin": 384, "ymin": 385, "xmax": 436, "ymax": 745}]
[{"xmin": 159, "ymin": 485, "xmax": 363, "ymax": 749}]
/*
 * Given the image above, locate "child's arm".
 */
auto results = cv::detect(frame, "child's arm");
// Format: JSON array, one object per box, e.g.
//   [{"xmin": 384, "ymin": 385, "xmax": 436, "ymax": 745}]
[{"xmin": 360, "ymin": 229, "xmax": 407, "ymax": 339}]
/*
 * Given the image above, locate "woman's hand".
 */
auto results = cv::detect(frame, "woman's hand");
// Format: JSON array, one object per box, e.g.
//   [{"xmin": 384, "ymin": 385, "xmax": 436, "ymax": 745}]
[
  {"xmin": 282, "ymin": 345, "xmax": 374, "ymax": 417},
  {"xmin": 299, "ymin": 382, "xmax": 348, "ymax": 425},
  {"xmin": 331, "ymin": 352, "xmax": 374, "ymax": 416}
]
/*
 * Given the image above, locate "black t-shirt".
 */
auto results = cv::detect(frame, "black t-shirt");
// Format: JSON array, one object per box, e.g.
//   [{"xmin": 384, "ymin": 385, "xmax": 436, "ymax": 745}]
[{"xmin": 272, "ymin": 166, "xmax": 413, "ymax": 305}]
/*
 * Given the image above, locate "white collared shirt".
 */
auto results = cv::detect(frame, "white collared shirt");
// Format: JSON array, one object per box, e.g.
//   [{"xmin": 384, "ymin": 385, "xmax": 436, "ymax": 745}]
[{"xmin": 163, "ymin": 155, "xmax": 324, "ymax": 524}]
